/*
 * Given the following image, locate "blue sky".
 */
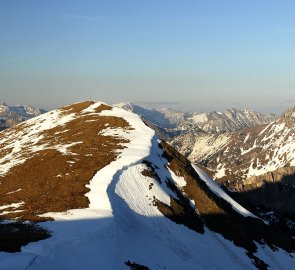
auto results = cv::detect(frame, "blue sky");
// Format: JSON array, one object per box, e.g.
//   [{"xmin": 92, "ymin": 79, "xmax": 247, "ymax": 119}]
[{"xmin": 1, "ymin": 0, "xmax": 295, "ymax": 113}]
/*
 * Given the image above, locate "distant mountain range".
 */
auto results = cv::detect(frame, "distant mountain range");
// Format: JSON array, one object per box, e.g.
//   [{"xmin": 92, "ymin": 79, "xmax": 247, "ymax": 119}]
[
  {"xmin": 0, "ymin": 102, "xmax": 46, "ymax": 130},
  {"xmin": 114, "ymin": 102, "xmax": 276, "ymax": 137}
]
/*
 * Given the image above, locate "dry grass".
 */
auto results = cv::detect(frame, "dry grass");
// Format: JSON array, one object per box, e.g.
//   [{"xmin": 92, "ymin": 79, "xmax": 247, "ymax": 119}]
[{"xmin": 160, "ymin": 141, "xmax": 227, "ymax": 217}]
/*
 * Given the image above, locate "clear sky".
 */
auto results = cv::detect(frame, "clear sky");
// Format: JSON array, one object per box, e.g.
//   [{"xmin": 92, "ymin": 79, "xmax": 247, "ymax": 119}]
[{"xmin": 1, "ymin": 0, "xmax": 295, "ymax": 113}]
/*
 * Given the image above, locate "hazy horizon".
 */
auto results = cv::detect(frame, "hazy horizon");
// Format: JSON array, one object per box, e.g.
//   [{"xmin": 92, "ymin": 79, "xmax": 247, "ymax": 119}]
[
  {"xmin": 1, "ymin": 98, "xmax": 292, "ymax": 116},
  {"xmin": 1, "ymin": 1, "xmax": 295, "ymax": 114}
]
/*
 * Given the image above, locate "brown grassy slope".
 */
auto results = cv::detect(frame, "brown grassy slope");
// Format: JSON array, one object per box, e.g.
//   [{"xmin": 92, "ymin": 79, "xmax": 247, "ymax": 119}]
[{"xmin": 0, "ymin": 101, "xmax": 131, "ymax": 221}]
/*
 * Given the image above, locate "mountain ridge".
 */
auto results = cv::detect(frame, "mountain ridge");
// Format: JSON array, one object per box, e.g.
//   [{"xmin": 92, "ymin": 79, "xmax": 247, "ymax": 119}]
[
  {"xmin": 114, "ymin": 102, "xmax": 276, "ymax": 136},
  {"xmin": 0, "ymin": 101, "xmax": 294, "ymax": 269}
]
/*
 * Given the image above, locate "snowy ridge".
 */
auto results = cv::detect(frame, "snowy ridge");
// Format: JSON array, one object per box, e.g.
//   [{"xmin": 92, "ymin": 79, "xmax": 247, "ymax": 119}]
[
  {"xmin": 87, "ymin": 106, "xmax": 155, "ymax": 217},
  {"xmin": 38, "ymin": 105, "xmax": 155, "ymax": 221}
]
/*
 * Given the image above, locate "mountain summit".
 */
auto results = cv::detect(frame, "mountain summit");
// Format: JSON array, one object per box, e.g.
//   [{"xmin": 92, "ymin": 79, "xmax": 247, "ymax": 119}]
[
  {"xmin": 0, "ymin": 101, "xmax": 294, "ymax": 270},
  {"xmin": 278, "ymin": 106, "xmax": 295, "ymax": 127}
]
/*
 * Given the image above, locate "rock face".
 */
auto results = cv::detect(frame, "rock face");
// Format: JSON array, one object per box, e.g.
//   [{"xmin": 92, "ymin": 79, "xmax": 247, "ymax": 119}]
[
  {"xmin": 279, "ymin": 106, "xmax": 295, "ymax": 127},
  {"xmin": 235, "ymin": 167, "xmax": 295, "ymax": 191},
  {"xmin": 0, "ymin": 101, "xmax": 294, "ymax": 270},
  {"xmin": 229, "ymin": 167, "xmax": 295, "ymax": 216},
  {"xmin": 0, "ymin": 102, "xmax": 46, "ymax": 130}
]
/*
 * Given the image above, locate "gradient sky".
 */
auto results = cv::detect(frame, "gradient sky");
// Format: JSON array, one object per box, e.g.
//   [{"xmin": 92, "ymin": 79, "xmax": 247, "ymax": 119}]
[{"xmin": 1, "ymin": 0, "xmax": 295, "ymax": 113}]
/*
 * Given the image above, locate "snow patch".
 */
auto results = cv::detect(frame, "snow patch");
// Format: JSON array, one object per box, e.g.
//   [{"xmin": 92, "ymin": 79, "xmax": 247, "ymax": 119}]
[
  {"xmin": 81, "ymin": 102, "xmax": 104, "ymax": 113},
  {"xmin": 0, "ymin": 202, "xmax": 24, "ymax": 211},
  {"xmin": 6, "ymin": 189, "xmax": 22, "ymax": 195},
  {"xmin": 214, "ymin": 166, "xmax": 226, "ymax": 179},
  {"xmin": 168, "ymin": 168, "xmax": 187, "ymax": 187},
  {"xmin": 192, "ymin": 164, "xmax": 259, "ymax": 219}
]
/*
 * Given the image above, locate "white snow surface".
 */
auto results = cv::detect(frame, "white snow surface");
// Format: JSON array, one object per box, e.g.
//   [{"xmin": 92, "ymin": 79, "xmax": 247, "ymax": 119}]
[
  {"xmin": 0, "ymin": 102, "xmax": 294, "ymax": 270},
  {"xmin": 244, "ymin": 121, "xmax": 295, "ymax": 178},
  {"xmin": 0, "ymin": 202, "xmax": 24, "ymax": 211},
  {"xmin": 192, "ymin": 164, "xmax": 258, "ymax": 219},
  {"xmin": 214, "ymin": 166, "xmax": 227, "ymax": 179},
  {"xmin": 189, "ymin": 134, "xmax": 230, "ymax": 162},
  {"xmin": 0, "ymin": 202, "xmax": 24, "ymax": 216}
]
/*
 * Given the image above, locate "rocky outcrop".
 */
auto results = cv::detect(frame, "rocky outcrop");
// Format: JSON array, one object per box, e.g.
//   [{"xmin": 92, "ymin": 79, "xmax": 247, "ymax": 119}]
[
  {"xmin": 228, "ymin": 167, "xmax": 295, "ymax": 216},
  {"xmin": 235, "ymin": 166, "xmax": 295, "ymax": 190},
  {"xmin": 278, "ymin": 106, "xmax": 295, "ymax": 127}
]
